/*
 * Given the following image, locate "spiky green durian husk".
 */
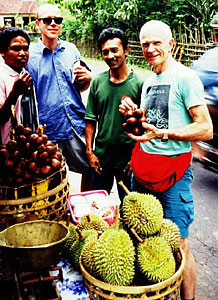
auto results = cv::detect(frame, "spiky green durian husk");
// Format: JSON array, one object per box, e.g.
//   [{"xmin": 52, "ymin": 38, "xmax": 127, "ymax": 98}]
[
  {"xmin": 137, "ymin": 236, "xmax": 175, "ymax": 283},
  {"xmin": 157, "ymin": 219, "xmax": 181, "ymax": 253},
  {"xmin": 68, "ymin": 239, "xmax": 80, "ymax": 267},
  {"xmin": 69, "ymin": 229, "xmax": 97, "ymax": 270},
  {"xmin": 81, "ymin": 234, "xmax": 98, "ymax": 275},
  {"xmin": 93, "ymin": 228, "xmax": 135, "ymax": 286},
  {"xmin": 77, "ymin": 214, "xmax": 109, "ymax": 233},
  {"xmin": 122, "ymin": 192, "xmax": 163, "ymax": 236},
  {"xmin": 65, "ymin": 224, "xmax": 79, "ymax": 250}
]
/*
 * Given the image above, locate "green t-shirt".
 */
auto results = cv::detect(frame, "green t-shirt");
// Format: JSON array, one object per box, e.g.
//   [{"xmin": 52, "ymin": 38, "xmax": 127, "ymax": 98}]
[{"xmin": 85, "ymin": 70, "xmax": 143, "ymax": 169}]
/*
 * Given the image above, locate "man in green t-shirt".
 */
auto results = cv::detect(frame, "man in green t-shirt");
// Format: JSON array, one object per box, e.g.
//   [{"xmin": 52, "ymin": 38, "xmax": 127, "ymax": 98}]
[{"xmin": 85, "ymin": 28, "xmax": 143, "ymax": 204}]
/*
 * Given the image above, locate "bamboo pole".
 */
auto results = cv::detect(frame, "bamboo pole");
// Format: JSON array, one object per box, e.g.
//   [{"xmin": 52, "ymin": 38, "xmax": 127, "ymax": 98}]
[
  {"xmin": 115, "ymin": 205, "xmax": 120, "ymax": 230},
  {"xmin": 118, "ymin": 181, "xmax": 130, "ymax": 195}
]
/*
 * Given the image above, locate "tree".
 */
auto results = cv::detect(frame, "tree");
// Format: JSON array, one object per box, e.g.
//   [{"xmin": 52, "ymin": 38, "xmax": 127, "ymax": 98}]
[{"xmin": 37, "ymin": 0, "xmax": 216, "ymax": 42}]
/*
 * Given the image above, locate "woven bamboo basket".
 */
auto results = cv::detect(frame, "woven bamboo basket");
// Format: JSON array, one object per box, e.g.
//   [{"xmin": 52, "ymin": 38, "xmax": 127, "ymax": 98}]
[
  {"xmin": 0, "ymin": 163, "xmax": 69, "ymax": 229},
  {"xmin": 80, "ymin": 249, "xmax": 185, "ymax": 300}
]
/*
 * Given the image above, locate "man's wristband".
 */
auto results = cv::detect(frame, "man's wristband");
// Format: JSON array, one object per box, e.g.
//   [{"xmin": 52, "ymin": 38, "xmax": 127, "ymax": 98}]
[{"xmin": 161, "ymin": 129, "xmax": 169, "ymax": 142}]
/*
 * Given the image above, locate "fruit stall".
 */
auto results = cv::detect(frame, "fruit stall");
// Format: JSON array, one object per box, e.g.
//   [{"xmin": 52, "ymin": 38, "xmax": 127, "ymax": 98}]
[
  {"xmin": 0, "ymin": 113, "xmax": 185, "ymax": 299},
  {"xmin": 0, "ymin": 115, "xmax": 68, "ymax": 230},
  {"xmin": 61, "ymin": 184, "xmax": 185, "ymax": 300},
  {"xmin": 0, "ymin": 109, "xmax": 70, "ymax": 298}
]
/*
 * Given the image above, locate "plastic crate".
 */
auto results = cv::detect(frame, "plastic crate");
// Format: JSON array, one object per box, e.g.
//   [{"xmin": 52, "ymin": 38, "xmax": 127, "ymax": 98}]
[{"xmin": 68, "ymin": 190, "xmax": 120, "ymax": 226}]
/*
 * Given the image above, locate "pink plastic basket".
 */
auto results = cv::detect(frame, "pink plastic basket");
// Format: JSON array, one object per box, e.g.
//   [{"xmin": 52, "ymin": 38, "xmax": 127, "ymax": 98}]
[{"xmin": 68, "ymin": 190, "xmax": 118, "ymax": 226}]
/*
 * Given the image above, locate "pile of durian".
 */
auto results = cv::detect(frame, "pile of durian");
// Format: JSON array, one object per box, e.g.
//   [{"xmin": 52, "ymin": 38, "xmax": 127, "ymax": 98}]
[{"xmin": 64, "ymin": 191, "xmax": 181, "ymax": 287}]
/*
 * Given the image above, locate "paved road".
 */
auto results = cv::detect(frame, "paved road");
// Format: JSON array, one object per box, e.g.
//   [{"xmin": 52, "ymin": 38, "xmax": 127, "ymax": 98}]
[{"xmin": 190, "ymin": 162, "xmax": 218, "ymax": 300}]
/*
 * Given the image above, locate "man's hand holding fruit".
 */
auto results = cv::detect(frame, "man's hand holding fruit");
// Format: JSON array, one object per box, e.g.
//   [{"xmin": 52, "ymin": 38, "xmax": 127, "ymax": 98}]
[{"xmin": 119, "ymin": 96, "xmax": 164, "ymax": 143}]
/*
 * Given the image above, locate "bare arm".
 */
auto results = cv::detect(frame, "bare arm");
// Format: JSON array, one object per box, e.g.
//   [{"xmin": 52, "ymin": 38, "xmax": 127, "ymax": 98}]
[
  {"xmin": 168, "ymin": 104, "xmax": 213, "ymax": 141},
  {"xmin": 85, "ymin": 120, "xmax": 102, "ymax": 174},
  {"xmin": 0, "ymin": 71, "xmax": 32, "ymax": 126},
  {"xmin": 126, "ymin": 104, "xmax": 213, "ymax": 143}
]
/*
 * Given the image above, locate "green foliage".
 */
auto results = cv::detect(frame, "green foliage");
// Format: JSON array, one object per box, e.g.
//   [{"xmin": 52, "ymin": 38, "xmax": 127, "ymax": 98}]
[
  {"xmin": 127, "ymin": 57, "xmax": 150, "ymax": 71},
  {"xmin": 50, "ymin": 0, "xmax": 216, "ymax": 43},
  {"xmin": 35, "ymin": 0, "xmax": 216, "ymax": 67},
  {"xmin": 60, "ymin": 18, "xmax": 83, "ymax": 41},
  {"xmin": 24, "ymin": 21, "xmax": 38, "ymax": 33}
]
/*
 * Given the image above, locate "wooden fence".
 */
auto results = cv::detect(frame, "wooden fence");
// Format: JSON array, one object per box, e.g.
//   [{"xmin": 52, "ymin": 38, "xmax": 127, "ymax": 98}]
[
  {"xmin": 75, "ymin": 38, "xmax": 215, "ymax": 67},
  {"xmin": 128, "ymin": 40, "xmax": 215, "ymax": 66},
  {"xmin": 127, "ymin": 26, "xmax": 216, "ymax": 66},
  {"xmin": 172, "ymin": 41, "xmax": 215, "ymax": 65},
  {"xmin": 75, "ymin": 39, "xmax": 101, "ymax": 59}
]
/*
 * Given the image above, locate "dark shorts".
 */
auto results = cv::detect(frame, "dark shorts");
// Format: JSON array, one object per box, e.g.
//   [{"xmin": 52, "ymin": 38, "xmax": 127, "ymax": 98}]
[
  {"xmin": 57, "ymin": 132, "xmax": 92, "ymax": 176},
  {"xmin": 92, "ymin": 165, "xmax": 132, "ymax": 205},
  {"xmin": 132, "ymin": 165, "xmax": 194, "ymax": 238}
]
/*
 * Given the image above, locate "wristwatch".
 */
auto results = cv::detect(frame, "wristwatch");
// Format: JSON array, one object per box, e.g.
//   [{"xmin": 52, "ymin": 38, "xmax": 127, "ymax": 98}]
[{"xmin": 161, "ymin": 130, "xmax": 168, "ymax": 142}]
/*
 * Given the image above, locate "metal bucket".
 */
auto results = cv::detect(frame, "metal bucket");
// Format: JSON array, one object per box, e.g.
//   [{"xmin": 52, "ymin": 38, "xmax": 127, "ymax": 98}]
[{"xmin": 0, "ymin": 220, "xmax": 69, "ymax": 271}]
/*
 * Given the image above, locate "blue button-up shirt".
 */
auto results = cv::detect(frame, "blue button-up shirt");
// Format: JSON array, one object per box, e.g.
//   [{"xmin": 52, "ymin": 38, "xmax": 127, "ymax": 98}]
[{"xmin": 27, "ymin": 39, "xmax": 86, "ymax": 142}]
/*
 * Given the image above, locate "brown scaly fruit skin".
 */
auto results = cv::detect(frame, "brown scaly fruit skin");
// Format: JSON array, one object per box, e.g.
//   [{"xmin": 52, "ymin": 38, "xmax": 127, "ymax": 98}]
[
  {"xmin": 122, "ymin": 108, "xmax": 145, "ymax": 136},
  {"xmin": 0, "ymin": 124, "xmax": 63, "ymax": 186}
]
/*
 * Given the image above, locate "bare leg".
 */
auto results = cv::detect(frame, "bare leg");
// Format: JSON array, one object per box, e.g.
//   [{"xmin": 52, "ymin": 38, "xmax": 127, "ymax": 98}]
[
  {"xmin": 81, "ymin": 173, "xmax": 93, "ymax": 192},
  {"xmin": 180, "ymin": 237, "xmax": 196, "ymax": 300}
]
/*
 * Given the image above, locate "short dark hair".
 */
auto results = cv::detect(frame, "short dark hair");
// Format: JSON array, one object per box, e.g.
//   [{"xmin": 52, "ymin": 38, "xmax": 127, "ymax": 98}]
[
  {"xmin": 98, "ymin": 28, "xmax": 128, "ymax": 52},
  {"xmin": 0, "ymin": 27, "xmax": 30, "ymax": 53}
]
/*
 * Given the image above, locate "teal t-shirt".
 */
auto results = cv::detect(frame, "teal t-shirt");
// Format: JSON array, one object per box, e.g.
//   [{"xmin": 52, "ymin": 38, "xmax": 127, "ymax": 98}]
[
  {"xmin": 140, "ymin": 61, "xmax": 206, "ymax": 156},
  {"xmin": 85, "ymin": 70, "xmax": 143, "ymax": 168}
]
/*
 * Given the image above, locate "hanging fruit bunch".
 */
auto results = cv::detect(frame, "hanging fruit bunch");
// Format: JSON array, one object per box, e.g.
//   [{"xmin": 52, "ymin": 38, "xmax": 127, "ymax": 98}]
[
  {"xmin": 0, "ymin": 107, "xmax": 63, "ymax": 187},
  {"xmin": 121, "ymin": 96, "xmax": 146, "ymax": 136}
]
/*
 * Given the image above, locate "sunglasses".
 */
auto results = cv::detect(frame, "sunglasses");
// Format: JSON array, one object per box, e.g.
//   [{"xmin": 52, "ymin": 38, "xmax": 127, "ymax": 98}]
[
  {"xmin": 8, "ymin": 46, "xmax": 29, "ymax": 52},
  {"xmin": 38, "ymin": 17, "xmax": 63, "ymax": 25}
]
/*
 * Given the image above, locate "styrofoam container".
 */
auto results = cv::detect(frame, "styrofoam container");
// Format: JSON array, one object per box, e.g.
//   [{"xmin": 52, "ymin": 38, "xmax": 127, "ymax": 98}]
[{"xmin": 68, "ymin": 190, "xmax": 120, "ymax": 226}]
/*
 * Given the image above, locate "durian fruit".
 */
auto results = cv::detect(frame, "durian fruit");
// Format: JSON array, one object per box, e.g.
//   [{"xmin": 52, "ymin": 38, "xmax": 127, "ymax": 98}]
[
  {"xmin": 93, "ymin": 228, "xmax": 135, "ymax": 286},
  {"xmin": 137, "ymin": 236, "xmax": 175, "ymax": 283},
  {"xmin": 65, "ymin": 223, "xmax": 79, "ymax": 250},
  {"xmin": 77, "ymin": 214, "xmax": 109, "ymax": 233},
  {"xmin": 157, "ymin": 219, "xmax": 181, "ymax": 253},
  {"xmin": 81, "ymin": 234, "xmax": 98, "ymax": 275},
  {"xmin": 68, "ymin": 239, "xmax": 80, "ymax": 269},
  {"xmin": 69, "ymin": 229, "xmax": 97, "ymax": 270},
  {"xmin": 122, "ymin": 192, "xmax": 163, "ymax": 236}
]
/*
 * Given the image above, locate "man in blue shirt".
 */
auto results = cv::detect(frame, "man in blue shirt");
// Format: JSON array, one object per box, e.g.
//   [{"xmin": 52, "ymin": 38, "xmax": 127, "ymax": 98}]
[{"xmin": 27, "ymin": 3, "xmax": 92, "ymax": 191}]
